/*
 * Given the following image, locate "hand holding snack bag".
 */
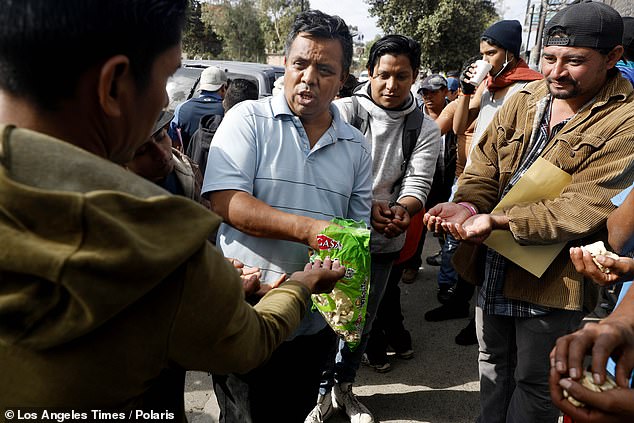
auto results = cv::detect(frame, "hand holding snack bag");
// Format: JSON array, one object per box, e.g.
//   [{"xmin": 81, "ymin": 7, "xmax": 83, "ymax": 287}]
[{"xmin": 310, "ymin": 218, "xmax": 371, "ymax": 351}]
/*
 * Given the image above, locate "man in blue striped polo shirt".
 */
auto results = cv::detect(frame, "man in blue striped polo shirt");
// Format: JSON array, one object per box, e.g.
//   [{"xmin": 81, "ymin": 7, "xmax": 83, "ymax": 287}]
[{"xmin": 202, "ymin": 10, "xmax": 372, "ymax": 423}]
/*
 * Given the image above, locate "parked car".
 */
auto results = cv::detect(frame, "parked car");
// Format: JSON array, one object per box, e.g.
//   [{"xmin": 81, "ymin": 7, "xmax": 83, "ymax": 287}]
[
  {"xmin": 358, "ymin": 70, "xmax": 369, "ymax": 83},
  {"xmin": 166, "ymin": 60, "xmax": 284, "ymax": 110}
]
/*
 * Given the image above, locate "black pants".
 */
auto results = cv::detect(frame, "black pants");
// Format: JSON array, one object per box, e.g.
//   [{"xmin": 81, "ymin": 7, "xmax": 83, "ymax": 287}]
[{"xmin": 214, "ymin": 325, "xmax": 337, "ymax": 423}]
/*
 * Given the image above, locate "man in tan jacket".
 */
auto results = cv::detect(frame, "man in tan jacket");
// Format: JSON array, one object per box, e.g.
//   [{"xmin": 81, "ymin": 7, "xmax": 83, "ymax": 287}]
[
  {"xmin": 425, "ymin": 2, "xmax": 634, "ymax": 422},
  {"xmin": 0, "ymin": 0, "xmax": 344, "ymax": 420}
]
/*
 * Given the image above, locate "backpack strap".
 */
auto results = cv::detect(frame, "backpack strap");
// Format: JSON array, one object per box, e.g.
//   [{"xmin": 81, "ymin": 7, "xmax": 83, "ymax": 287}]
[
  {"xmin": 350, "ymin": 95, "xmax": 369, "ymax": 135},
  {"xmin": 391, "ymin": 106, "xmax": 424, "ymax": 194},
  {"xmin": 402, "ymin": 106, "xmax": 423, "ymax": 165}
]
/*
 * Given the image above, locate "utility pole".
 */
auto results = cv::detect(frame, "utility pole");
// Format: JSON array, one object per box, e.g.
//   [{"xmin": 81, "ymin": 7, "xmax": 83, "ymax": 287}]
[
  {"xmin": 529, "ymin": 0, "xmax": 548, "ymax": 69},
  {"xmin": 525, "ymin": 3, "xmax": 535, "ymax": 60}
]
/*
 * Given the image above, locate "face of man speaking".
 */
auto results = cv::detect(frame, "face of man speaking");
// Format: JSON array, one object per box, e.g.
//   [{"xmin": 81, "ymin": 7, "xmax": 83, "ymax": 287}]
[{"xmin": 283, "ymin": 33, "xmax": 346, "ymax": 124}]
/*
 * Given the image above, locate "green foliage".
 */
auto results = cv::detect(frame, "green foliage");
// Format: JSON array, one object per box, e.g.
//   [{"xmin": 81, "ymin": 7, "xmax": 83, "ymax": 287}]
[
  {"xmin": 258, "ymin": 0, "xmax": 309, "ymax": 54},
  {"xmin": 182, "ymin": 0, "xmax": 223, "ymax": 58},
  {"xmin": 202, "ymin": 0, "xmax": 267, "ymax": 62},
  {"xmin": 367, "ymin": 0, "xmax": 499, "ymax": 71}
]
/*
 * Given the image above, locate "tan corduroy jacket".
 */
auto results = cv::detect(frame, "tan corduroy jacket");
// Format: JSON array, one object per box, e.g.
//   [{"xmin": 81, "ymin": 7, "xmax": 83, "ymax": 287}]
[
  {"xmin": 0, "ymin": 125, "xmax": 310, "ymax": 419},
  {"xmin": 453, "ymin": 74, "xmax": 634, "ymax": 311}
]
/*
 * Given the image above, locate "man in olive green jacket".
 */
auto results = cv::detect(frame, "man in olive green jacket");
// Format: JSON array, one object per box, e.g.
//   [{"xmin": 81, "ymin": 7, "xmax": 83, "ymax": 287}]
[
  {"xmin": 0, "ymin": 0, "xmax": 344, "ymax": 420},
  {"xmin": 425, "ymin": 3, "xmax": 634, "ymax": 422}
]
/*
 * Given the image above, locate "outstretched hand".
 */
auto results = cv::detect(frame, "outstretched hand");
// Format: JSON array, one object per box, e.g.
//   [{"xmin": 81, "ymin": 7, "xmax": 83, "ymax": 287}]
[
  {"xmin": 424, "ymin": 202, "xmax": 472, "ymax": 234},
  {"xmin": 227, "ymin": 257, "xmax": 262, "ymax": 297},
  {"xmin": 570, "ymin": 247, "xmax": 634, "ymax": 286},
  {"xmin": 290, "ymin": 256, "xmax": 346, "ymax": 294},
  {"xmin": 444, "ymin": 213, "xmax": 494, "ymax": 243}
]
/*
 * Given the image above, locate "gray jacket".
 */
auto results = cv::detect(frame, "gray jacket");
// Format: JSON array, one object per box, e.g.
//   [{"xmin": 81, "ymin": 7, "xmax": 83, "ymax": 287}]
[{"xmin": 335, "ymin": 84, "xmax": 441, "ymax": 254}]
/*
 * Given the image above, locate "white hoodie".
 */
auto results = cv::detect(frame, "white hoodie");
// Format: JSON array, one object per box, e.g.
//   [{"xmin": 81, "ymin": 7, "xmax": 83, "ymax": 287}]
[{"xmin": 335, "ymin": 83, "xmax": 441, "ymax": 254}]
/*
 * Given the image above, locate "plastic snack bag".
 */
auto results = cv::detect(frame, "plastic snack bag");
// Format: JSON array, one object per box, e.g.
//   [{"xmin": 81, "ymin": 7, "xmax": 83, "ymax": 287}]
[{"xmin": 310, "ymin": 218, "xmax": 370, "ymax": 351}]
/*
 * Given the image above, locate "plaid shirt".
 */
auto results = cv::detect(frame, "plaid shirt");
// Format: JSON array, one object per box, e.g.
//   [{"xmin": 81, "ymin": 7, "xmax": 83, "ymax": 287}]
[{"xmin": 478, "ymin": 95, "xmax": 572, "ymax": 317}]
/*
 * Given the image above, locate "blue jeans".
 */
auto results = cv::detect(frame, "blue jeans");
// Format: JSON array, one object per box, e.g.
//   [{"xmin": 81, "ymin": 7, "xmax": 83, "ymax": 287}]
[
  {"xmin": 438, "ymin": 233, "xmax": 459, "ymax": 287},
  {"xmin": 319, "ymin": 253, "xmax": 395, "ymax": 393},
  {"xmin": 437, "ymin": 178, "xmax": 460, "ymax": 288}
]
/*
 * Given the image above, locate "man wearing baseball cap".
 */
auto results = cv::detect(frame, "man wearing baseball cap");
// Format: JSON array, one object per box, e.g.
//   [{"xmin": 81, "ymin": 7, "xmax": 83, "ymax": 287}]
[
  {"xmin": 169, "ymin": 65, "xmax": 227, "ymax": 151},
  {"xmin": 127, "ymin": 110, "xmax": 207, "ymax": 206},
  {"xmin": 426, "ymin": 2, "xmax": 634, "ymax": 422},
  {"xmin": 445, "ymin": 70, "xmax": 460, "ymax": 101}
]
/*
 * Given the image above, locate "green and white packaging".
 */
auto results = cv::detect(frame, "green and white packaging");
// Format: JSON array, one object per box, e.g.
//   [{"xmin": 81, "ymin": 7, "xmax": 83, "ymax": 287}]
[{"xmin": 311, "ymin": 218, "xmax": 371, "ymax": 351}]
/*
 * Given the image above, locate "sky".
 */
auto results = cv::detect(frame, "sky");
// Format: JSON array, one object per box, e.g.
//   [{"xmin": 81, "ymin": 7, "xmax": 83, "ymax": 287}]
[{"xmin": 310, "ymin": 0, "xmax": 531, "ymax": 41}]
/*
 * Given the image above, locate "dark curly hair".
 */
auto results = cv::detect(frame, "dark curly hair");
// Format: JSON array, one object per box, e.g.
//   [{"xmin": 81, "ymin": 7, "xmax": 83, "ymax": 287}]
[{"xmin": 285, "ymin": 9, "xmax": 353, "ymax": 74}]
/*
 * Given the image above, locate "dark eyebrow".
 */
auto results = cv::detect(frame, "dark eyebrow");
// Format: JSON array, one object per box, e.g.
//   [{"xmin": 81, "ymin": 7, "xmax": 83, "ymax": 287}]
[{"xmin": 563, "ymin": 55, "xmax": 587, "ymax": 60}]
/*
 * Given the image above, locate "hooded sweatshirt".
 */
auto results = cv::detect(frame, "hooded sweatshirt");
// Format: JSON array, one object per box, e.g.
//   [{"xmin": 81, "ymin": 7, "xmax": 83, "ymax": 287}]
[
  {"xmin": 0, "ymin": 125, "xmax": 310, "ymax": 419},
  {"xmin": 335, "ymin": 83, "xmax": 441, "ymax": 254}
]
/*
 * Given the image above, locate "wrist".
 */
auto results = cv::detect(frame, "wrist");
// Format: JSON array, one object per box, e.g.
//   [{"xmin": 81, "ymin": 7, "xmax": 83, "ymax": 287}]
[
  {"xmin": 457, "ymin": 201, "xmax": 477, "ymax": 216},
  {"xmin": 389, "ymin": 200, "xmax": 408, "ymax": 212},
  {"xmin": 490, "ymin": 212, "xmax": 510, "ymax": 230},
  {"xmin": 298, "ymin": 216, "xmax": 320, "ymax": 246}
]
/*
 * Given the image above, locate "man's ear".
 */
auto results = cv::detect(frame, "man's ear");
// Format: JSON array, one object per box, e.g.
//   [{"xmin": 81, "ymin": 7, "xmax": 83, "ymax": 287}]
[
  {"xmin": 97, "ymin": 55, "xmax": 132, "ymax": 118},
  {"xmin": 340, "ymin": 70, "xmax": 349, "ymax": 90},
  {"xmin": 606, "ymin": 45, "xmax": 625, "ymax": 69}
]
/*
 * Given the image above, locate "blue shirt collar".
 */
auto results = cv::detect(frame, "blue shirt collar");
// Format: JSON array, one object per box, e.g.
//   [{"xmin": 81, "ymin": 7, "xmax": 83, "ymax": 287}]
[{"xmin": 270, "ymin": 94, "xmax": 358, "ymax": 141}]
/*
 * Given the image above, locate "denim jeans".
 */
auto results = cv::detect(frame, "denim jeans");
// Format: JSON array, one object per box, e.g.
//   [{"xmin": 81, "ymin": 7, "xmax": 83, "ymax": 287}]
[
  {"xmin": 437, "ymin": 233, "xmax": 459, "ymax": 287},
  {"xmin": 319, "ymin": 253, "xmax": 395, "ymax": 393}
]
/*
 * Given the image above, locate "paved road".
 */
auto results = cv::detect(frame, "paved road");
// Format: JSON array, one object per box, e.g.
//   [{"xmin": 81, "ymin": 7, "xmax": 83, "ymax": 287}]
[{"xmin": 185, "ymin": 233, "xmax": 481, "ymax": 423}]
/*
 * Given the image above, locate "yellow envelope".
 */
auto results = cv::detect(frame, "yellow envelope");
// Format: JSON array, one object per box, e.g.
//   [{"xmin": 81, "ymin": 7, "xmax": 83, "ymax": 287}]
[{"xmin": 483, "ymin": 157, "xmax": 572, "ymax": 277}]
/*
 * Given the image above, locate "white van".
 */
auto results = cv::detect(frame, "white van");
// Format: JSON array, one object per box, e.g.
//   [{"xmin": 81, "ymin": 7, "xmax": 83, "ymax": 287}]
[{"xmin": 166, "ymin": 60, "xmax": 284, "ymax": 111}]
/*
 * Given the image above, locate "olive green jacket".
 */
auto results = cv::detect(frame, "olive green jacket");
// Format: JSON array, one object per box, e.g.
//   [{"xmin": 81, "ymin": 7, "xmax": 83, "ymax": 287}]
[
  {"xmin": 454, "ymin": 74, "xmax": 634, "ymax": 311},
  {"xmin": 0, "ymin": 125, "xmax": 310, "ymax": 419}
]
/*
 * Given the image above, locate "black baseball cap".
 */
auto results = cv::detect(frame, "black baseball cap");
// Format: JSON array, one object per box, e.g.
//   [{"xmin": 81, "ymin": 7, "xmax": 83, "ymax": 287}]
[
  {"xmin": 544, "ymin": 1, "xmax": 623, "ymax": 51},
  {"xmin": 623, "ymin": 17, "xmax": 634, "ymax": 60}
]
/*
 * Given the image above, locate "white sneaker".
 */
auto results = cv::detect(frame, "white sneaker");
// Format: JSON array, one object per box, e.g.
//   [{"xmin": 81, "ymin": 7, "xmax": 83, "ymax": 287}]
[
  {"xmin": 332, "ymin": 383, "xmax": 374, "ymax": 423},
  {"xmin": 304, "ymin": 391, "xmax": 335, "ymax": 423}
]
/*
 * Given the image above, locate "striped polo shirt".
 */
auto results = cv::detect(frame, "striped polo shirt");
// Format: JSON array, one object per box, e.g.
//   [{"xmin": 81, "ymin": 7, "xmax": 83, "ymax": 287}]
[{"xmin": 202, "ymin": 94, "xmax": 372, "ymax": 335}]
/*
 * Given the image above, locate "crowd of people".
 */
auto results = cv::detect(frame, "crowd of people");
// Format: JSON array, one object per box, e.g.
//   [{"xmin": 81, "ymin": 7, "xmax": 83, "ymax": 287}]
[{"xmin": 1, "ymin": 1, "xmax": 634, "ymax": 423}]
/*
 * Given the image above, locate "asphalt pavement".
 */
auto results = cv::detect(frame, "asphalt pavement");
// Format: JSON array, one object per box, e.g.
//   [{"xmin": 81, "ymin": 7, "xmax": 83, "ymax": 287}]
[{"xmin": 184, "ymin": 233, "xmax": 481, "ymax": 423}]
